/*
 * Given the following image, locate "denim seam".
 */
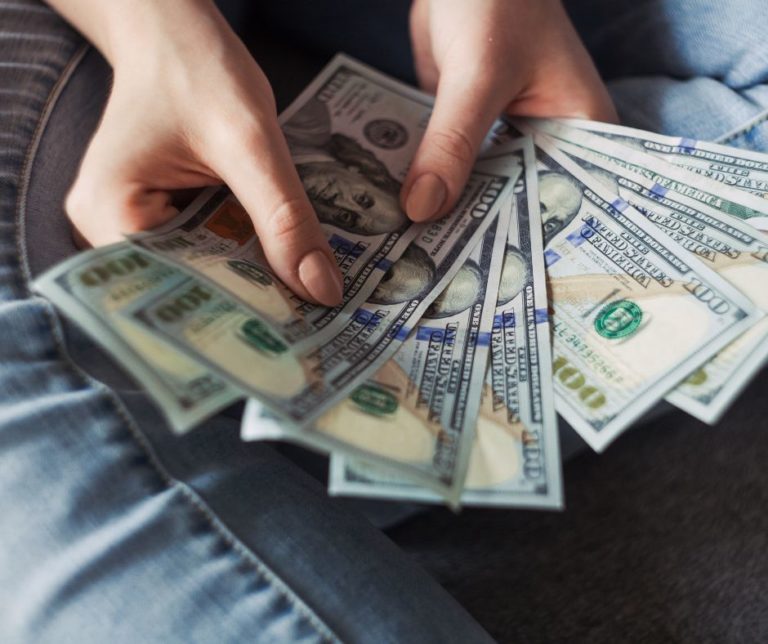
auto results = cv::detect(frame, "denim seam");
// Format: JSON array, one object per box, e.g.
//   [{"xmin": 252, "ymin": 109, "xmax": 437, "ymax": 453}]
[
  {"xmin": 15, "ymin": 42, "xmax": 341, "ymax": 644},
  {"xmin": 15, "ymin": 42, "xmax": 88, "ymax": 294},
  {"xmin": 716, "ymin": 108, "xmax": 768, "ymax": 145}
]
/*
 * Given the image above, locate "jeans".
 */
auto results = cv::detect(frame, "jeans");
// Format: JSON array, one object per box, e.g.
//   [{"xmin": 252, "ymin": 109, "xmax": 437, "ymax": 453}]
[{"xmin": 1, "ymin": 0, "xmax": 767, "ymax": 641}]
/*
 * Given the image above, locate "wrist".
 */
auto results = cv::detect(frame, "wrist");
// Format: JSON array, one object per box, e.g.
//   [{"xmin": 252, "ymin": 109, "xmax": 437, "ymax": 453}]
[
  {"xmin": 104, "ymin": 0, "xmax": 225, "ymax": 68},
  {"xmin": 48, "ymin": 0, "xmax": 225, "ymax": 68}
]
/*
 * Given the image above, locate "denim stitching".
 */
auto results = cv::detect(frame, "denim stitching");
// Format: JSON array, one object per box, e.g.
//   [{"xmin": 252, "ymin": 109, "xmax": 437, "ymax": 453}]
[
  {"xmin": 716, "ymin": 108, "xmax": 768, "ymax": 145},
  {"xmin": 15, "ymin": 42, "xmax": 87, "ymax": 295},
  {"xmin": 13, "ymin": 39, "xmax": 341, "ymax": 644},
  {"xmin": 42, "ymin": 299, "xmax": 340, "ymax": 643}
]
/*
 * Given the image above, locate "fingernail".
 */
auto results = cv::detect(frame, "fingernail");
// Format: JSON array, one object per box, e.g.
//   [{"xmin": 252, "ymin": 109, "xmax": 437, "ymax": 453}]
[
  {"xmin": 298, "ymin": 249, "xmax": 344, "ymax": 306},
  {"xmin": 405, "ymin": 173, "xmax": 447, "ymax": 221}
]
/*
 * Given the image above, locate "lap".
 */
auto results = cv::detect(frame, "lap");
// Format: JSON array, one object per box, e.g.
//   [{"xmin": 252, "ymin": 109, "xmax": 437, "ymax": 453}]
[
  {"xmin": 5, "ymin": 1, "xmax": 768, "ymax": 641},
  {"xmin": 1, "ymin": 2, "xmax": 491, "ymax": 642},
  {"xmin": 565, "ymin": 0, "xmax": 768, "ymax": 142}
]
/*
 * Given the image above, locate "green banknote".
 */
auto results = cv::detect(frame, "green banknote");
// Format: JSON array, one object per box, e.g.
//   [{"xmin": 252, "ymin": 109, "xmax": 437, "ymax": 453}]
[
  {"xmin": 555, "ymin": 118, "xmax": 768, "ymax": 227},
  {"xmin": 122, "ymin": 158, "xmax": 516, "ymax": 430},
  {"xmin": 33, "ymin": 244, "xmax": 240, "ymax": 432},
  {"xmin": 507, "ymin": 133, "xmax": 758, "ymax": 451},
  {"xmin": 549, "ymin": 136, "xmax": 768, "ymax": 424},
  {"xmin": 530, "ymin": 119, "xmax": 768, "ymax": 232},
  {"xmin": 246, "ymin": 205, "xmax": 510, "ymax": 505},
  {"xmin": 132, "ymin": 54, "xmax": 453, "ymax": 349},
  {"xmin": 328, "ymin": 138, "xmax": 563, "ymax": 508}
]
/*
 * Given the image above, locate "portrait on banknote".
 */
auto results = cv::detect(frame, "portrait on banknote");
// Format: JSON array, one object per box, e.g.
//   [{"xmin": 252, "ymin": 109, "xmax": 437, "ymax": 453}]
[
  {"xmin": 539, "ymin": 171, "xmax": 583, "ymax": 244},
  {"xmin": 370, "ymin": 245, "xmax": 437, "ymax": 304},
  {"xmin": 497, "ymin": 245, "xmax": 529, "ymax": 305},
  {"xmin": 426, "ymin": 260, "xmax": 483, "ymax": 318},
  {"xmin": 284, "ymin": 97, "xmax": 408, "ymax": 235}
]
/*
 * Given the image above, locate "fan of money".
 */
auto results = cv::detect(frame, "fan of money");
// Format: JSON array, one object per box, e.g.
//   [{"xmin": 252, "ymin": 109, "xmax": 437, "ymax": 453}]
[{"xmin": 35, "ymin": 55, "xmax": 768, "ymax": 509}]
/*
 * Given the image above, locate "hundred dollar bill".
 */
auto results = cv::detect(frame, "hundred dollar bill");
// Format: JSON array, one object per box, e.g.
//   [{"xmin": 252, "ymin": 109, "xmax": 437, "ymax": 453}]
[
  {"xmin": 33, "ymin": 244, "xmax": 240, "ymax": 432},
  {"xmin": 122, "ymin": 158, "xmax": 516, "ymax": 429},
  {"xmin": 550, "ymin": 137, "xmax": 768, "ymax": 423},
  {"xmin": 529, "ymin": 119, "xmax": 768, "ymax": 232},
  {"xmin": 131, "ymin": 54, "xmax": 450, "ymax": 349},
  {"xmin": 328, "ymin": 138, "xmax": 563, "ymax": 508},
  {"xmin": 557, "ymin": 118, "xmax": 768, "ymax": 214},
  {"xmin": 245, "ymin": 207, "xmax": 510, "ymax": 505},
  {"xmin": 511, "ymin": 133, "xmax": 758, "ymax": 451}
]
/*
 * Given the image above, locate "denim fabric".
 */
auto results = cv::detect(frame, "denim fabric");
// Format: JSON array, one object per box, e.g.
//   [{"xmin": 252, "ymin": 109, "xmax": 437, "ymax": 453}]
[
  {"xmin": 244, "ymin": 0, "xmax": 768, "ymax": 147},
  {"xmin": 565, "ymin": 0, "xmax": 768, "ymax": 144},
  {"xmin": 3, "ymin": 0, "xmax": 768, "ymax": 642}
]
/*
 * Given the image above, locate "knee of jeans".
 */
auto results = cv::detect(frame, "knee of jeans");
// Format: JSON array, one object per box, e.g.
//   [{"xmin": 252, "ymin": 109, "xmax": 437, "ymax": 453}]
[
  {"xmin": 680, "ymin": 3, "xmax": 768, "ymax": 90},
  {"xmin": 580, "ymin": 1, "xmax": 768, "ymax": 92}
]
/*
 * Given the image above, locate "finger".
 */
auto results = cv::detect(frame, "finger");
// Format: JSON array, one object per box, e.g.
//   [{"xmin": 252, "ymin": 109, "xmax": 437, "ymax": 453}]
[
  {"xmin": 509, "ymin": 16, "xmax": 618, "ymax": 125},
  {"xmin": 65, "ymin": 110, "xmax": 214, "ymax": 246},
  {"xmin": 401, "ymin": 70, "xmax": 510, "ymax": 222},
  {"xmin": 409, "ymin": 0, "xmax": 439, "ymax": 93},
  {"xmin": 215, "ymin": 122, "xmax": 343, "ymax": 307},
  {"xmin": 510, "ymin": 62, "xmax": 618, "ymax": 124},
  {"xmin": 66, "ymin": 171, "xmax": 180, "ymax": 247}
]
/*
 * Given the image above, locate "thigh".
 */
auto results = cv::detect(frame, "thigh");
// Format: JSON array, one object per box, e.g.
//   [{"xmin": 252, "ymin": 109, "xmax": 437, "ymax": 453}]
[
  {"xmin": 3, "ymin": 2, "xmax": 492, "ymax": 642},
  {"xmin": 565, "ymin": 0, "xmax": 768, "ymax": 143},
  {"xmin": 565, "ymin": 0, "xmax": 767, "ymax": 85}
]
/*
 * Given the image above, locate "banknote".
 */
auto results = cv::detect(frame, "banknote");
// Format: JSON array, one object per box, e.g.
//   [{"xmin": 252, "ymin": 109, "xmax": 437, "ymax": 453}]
[
  {"xmin": 506, "ymin": 132, "xmax": 758, "ymax": 451},
  {"xmin": 131, "ymin": 54, "xmax": 449, "ymax": 349},
  {"xmin": 33, "ymin": 244, "xmax": 240, "ymax": 432},
  {"xmin": 529, "ymin": 119, "xmax": 768, "ymax": 232},
  {"xmin": 245, "ymin": 204, "xmax": 510, "ymax": 505},
  {"xmin": 558, "ymin": 117, "xmax": 768, "ymax": 210},
  {"xmin": 122, "ymin": 156, "xmax": 516, "ymax": 429},
  {"xmin": 550, "ymin": 137, "xmax": 768, "ymax": 423},
  {"xmin": 328, "ymin": 138, "xmax": 563, "ymax": 508}
]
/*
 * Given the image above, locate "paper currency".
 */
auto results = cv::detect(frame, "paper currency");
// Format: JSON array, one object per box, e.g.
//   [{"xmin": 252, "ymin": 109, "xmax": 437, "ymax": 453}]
[
  {"xmin": 246, "ymin": 204, "xmax": 510, "ymax": 505},
  {"xmin": 328, "ymin": 138, "xmax": 563, "ymax": 508},
  {"xmin": 34, "ymin": 48, "xmax": 768, "ymax": 512},
  {"xmin": 560, "ymin": 118, "xmax": 768, "ymax": 204},
  {"xmin": 530, "ymin": 118, "xmax": 768, "ymax": 232},
  {"xmin": 131, "ymin": 54, "xmax": 448, "ymax": 349},
  {"xmin": 33, "ymin": 244, "xmax": 240, "ymax": 432},
  {"xmin": 122, "ymin": 157, "xmax": 516, "ymax": 428},
  {"xmin": 510, "ymin": 132, "xmax": 758, "ymax": 451},
  {"xmin": 547, "ymin": 136, "xmax": 768, "ymax": 423}
]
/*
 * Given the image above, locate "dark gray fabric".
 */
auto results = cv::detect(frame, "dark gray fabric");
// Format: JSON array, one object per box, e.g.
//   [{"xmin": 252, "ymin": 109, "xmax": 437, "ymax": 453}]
[{"xmin": 389, "ymin": 370, "xmax": 768, "ymax": 643}]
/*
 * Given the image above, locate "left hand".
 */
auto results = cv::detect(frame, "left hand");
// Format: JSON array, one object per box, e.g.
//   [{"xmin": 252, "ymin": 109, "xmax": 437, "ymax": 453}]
[{"xmin": 402, "ymin": 0, "xmax": 618, "ymax": 221}]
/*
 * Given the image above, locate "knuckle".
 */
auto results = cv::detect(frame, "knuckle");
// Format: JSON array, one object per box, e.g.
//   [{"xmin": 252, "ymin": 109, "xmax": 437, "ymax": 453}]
[
  {"xmin": 212, "ymin": 112, "xmax": 272, "ymax": 159},
  {"xmin": 241, "ymin": 111, "xmax": 273, "ymax": 140},
  {"xmin": 64, "ymin": 182, "xmax": 91, "ymax": 225},
  {"xmin": 427, "ymin": 127, "xmax": 475, "ymax": 167},
  {"xmin": 264, "ymin": 198, "xmax": 316, "ymax": 247},
  {"xmin": 225, "ymin": 98, "xmax": 279, "ymax": 148}
]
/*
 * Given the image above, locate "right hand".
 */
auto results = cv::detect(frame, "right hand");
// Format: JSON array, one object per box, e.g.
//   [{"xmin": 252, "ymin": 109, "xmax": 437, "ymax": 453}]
[{"xmin": 64, "ymin": 1, "xmax": 343, "ymax": 306}]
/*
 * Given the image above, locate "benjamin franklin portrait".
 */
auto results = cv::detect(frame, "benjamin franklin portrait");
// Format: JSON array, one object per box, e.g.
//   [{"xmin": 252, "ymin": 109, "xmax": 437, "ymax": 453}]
[
  {"xmin": 283, "ymin": 97, "xmax": 408, "ymax": 236},
  {"xmin": 497, "ymin": 245, "xmax": 529, "ymax": 306},
  {"xmin": 425, "ymin": 260, "xmax": 484, "ymax": 318},
  {"xmin": 369, "ymin": 245, "xmax": 436, "ymax": 305},
  {"xmin": 539, "ymin": 171, "xmax": 583, "ymax": 244}
]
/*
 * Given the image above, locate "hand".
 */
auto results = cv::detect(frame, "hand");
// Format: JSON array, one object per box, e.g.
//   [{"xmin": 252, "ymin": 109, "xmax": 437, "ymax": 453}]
[
  {"xmin": 59, "ymin": 0, "xmax": 343, "ymax": 306},
  {"xmin": 403, "ymin": 0, "xmax": 618, "ymax": 221}
]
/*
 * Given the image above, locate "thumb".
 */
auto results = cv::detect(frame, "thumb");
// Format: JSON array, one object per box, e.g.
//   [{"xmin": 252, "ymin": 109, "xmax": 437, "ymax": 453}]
[
  {"xmin": 216, "ymin": 123, "xmax": 344, "ymax": 307},
  {"xmin": 402, "ymin": 71, "xmax": 510, "ymax": 222}
]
